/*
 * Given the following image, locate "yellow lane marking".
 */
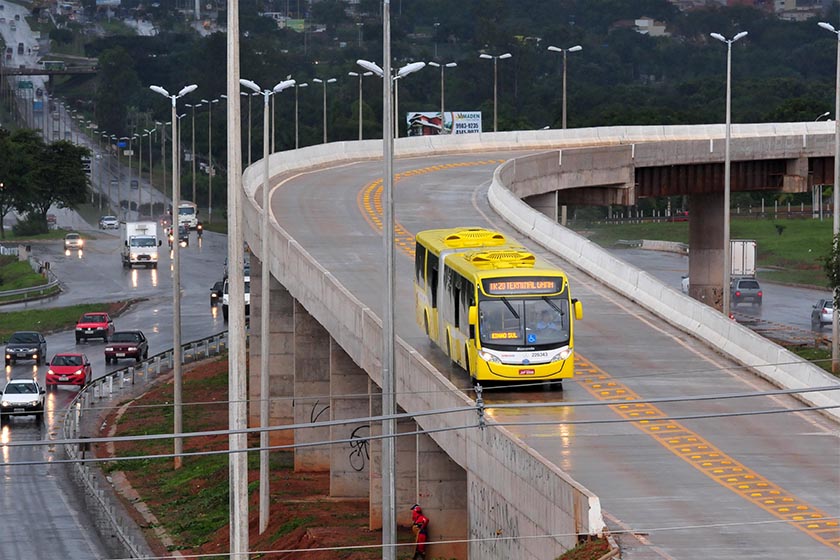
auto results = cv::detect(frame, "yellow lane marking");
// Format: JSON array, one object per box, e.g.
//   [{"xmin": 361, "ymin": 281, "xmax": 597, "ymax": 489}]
[
  {"xmin": 356, "ymin": 160, "xmax": 507, "ymax": 258},
  {"xmin": 575, "ymin": 356, "xmax": 839, "ymax": 551},
  {"xmin": 356, "ymin": 160, "xmax": 839, "ymax": 552}
]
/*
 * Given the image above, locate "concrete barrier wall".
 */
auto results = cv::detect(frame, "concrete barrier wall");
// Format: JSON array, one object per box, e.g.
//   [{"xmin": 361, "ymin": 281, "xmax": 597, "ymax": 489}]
[{"xmin": 240, "ymin": 123, "xmax": 840, "ymax": 558}]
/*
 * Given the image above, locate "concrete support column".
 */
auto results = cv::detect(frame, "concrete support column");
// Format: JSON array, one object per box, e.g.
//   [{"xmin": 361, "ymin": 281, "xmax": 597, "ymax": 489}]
[
  {"xmin": 293, "ymin": 300, "xmax": 330, "ymax": 471},
  {"xmin": 526, "ymin": 191, "xmax": 558, "ymax": 221},
  {"xmin": 329, "ymin": 340, "xmax": 371, "ymax": 498},
  {"xmin": 249, "ymin": 256, "xmax": 294, "ymax": 445},
  {"xmin": 688, "ymin": 192, "xmax": 725, "ymax": 310},
  {"xmin": 415, "ymin": 432, "xmax": 468, "ymax": 560},
  {"xmin": 369, "ymin": 410, "xmax": 417, "ymax": 530}
]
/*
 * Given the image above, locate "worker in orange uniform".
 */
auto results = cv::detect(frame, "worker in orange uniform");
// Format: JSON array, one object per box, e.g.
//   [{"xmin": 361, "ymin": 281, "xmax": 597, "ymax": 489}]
[{"xmin": 411, "ymin": 504, "xmax": 429, "ymax": 560}]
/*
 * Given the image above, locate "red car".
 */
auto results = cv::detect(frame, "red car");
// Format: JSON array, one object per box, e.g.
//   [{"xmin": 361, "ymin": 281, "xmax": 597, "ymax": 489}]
[
  {"xmin": 46, "ymin": 353, "xmax": 92, "ymax": 389},
  {"xmin": 104, "ymin": 330, "xmax": 149, "ymax": 364},
  {"xmin": 75, "ymin": 312, "xmax": 115, "ymax": 343}
]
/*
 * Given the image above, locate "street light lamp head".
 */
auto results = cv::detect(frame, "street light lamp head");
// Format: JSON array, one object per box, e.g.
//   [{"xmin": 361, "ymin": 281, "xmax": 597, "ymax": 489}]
[
  {"xmin": 398, "ymin": 61, "xmax": 426, "ymax": 78},
  {"xmin": 150, "ymin": 85, "xmax": 170, "ymax": 97},
  {"xmin": 446, "ymin": 62, "xmax": 457, "ymax": 68},
  {"xmin": 733, "ymin": 31, "xmax": 748, "ymax": 42},
  {"xmin": 499, "ymin": 53, "xmax": 512, "ymax": 59},
  {"xmin": 327, "ymin": 78, "xmax": 337, "ymax": 84},
  {"xmin": 298, "ymin": 83, "xmax": 308, "ymax": 88},
  {"xmin": 710, "ymin": 32, "xmax": 726, "ymax": 43},
  {"xmin": 177, "ymin": 84, "xmax": 198, "ymax": 97},
  {"xmin": 273, "ymin": 79, "xmax": 296, "ymax": 93},
  {"xmin": 239, "ymin": 79, "xmax": 261, "ymax": 93},
  {"xmin": 479, "ymin": 53, "xmax": 493, "ymax": 59},
  {"xmin": 349, "ymin": 71, "xmax": 360, "ymax": 77},
  {"xmin": 428, "ymin": 61, "xmax": 440, "ymax": 68},
  {"xmin": 568, "ymin": 45, "xmax": 583, "ymax": 52},
  {"xmin": 819, "ymin": 21, "xmax": 838, "ymax": 33},
  {"xmin": 312, "ymin": 78, "xmax": 323, "ymax": 83},
  {"xmin": 357, "ymin": 59, "xmax": 384, "ymax": 77}
]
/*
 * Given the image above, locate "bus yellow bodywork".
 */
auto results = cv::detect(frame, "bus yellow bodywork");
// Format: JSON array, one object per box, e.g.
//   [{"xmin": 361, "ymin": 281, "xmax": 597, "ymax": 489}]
[{"xmin": 414, "ymin": 227, "xmax": 583, "ymax": 386}]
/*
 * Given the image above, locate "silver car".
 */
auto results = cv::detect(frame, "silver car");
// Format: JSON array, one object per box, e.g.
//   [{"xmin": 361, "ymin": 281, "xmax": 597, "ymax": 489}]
[
  {"xmin": 99, "ymin": 215, "xmax": 119, "ymax": 229},
  {"xmin": 811, "ymin": 298, "xmax": 834, "ymax": 330},
  {"xmin": 0, "ymin": 379, "xmax": 46, "ymax": 423},
  {"xmin": 64, "ymin": 232, "xmax": 84, "ymax": 250}
]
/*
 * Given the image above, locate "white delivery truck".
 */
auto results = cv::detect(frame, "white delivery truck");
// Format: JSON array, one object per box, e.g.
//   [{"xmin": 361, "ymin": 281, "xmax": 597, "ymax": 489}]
[
  {"xmin": 120, "ymin": 221, "xmax": 161, "ymax": 268},
  {"xmin": 178, "ymin": 201, "xmax": 199, "ymax": 230},
  {"xmin": 730, "ymin": 239, "xmax": 756, "ymax": 278}
]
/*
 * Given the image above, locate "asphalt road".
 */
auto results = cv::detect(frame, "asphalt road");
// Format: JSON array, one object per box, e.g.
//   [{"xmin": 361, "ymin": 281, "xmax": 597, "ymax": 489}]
[
  {"xmin": 0, "ymin": 226, "xmax": 227, "ymax": 558},
  {"xmin": 265, "ymin": 151, "xmax": 840, "ymax": 560}
]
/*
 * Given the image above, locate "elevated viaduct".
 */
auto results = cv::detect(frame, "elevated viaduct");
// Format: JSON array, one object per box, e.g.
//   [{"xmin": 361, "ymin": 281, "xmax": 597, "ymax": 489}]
[{"xmin": 239, "ymin": 123, "xmax": 840, "ymax": 559}]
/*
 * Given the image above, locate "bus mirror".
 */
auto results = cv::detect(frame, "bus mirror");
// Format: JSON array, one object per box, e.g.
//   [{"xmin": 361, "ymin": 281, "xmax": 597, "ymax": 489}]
[
  {"xmin": 468, "ymin": 306, "xmax": 478, "ymax": 325},
  {"xmin": 573, "ymin": 299, "xmax": 583, "ymax": 321}
]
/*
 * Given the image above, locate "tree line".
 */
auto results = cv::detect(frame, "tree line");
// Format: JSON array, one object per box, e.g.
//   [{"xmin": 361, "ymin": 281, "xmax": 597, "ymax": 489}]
[{"xmin": 0, "ymin": 129, "xmax": 90, "ymax": 238}]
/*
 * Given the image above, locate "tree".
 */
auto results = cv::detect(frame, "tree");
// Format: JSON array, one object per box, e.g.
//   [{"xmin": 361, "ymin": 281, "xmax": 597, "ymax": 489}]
[
  {"xmin": 95, "ymin": 47, "xmax": 142, "ymax": 135},
  {"xmin": 0, "ymin": 130, "xmax": 24, "ymax": 239},
  {"xmin": 19, "ymin": 140, "xmax": 90, "ymax": 228}
]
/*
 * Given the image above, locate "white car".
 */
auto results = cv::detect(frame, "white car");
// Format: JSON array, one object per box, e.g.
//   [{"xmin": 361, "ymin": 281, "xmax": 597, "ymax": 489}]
[
  {"xmin": 0, "ymin": 379, "xmax": 46, "ymax": 423},
  {"xmin": 64, "ymin": 232, "xmax": 84, "ymax": 250},
  {"xmin": 99, "ymin": 215, "xmax": 119, "ymax": 229}
]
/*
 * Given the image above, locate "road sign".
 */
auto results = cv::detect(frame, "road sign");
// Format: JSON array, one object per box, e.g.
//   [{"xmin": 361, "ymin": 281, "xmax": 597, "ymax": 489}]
[
  {"xmin": 123, "ymin": 149, "xmax": 134, "ymax": 156},
  {"xmin": 17, "ymin": 80, "xmax": 33, "ymax": 89},
  {"xmin": 117, "ymin": 140, "xmax": 127, "ymax": 148}
]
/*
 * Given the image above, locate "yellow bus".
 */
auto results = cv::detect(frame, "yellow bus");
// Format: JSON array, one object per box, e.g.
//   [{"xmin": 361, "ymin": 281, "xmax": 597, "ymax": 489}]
[{"xmin": 414, "ymin": 227, "xmax": 583, "ymax": 387}]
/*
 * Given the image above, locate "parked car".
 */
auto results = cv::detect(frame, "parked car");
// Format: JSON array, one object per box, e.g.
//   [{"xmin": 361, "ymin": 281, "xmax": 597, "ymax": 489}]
[
  {"xmin": 730, "ymin": 277, "xmax": 762, "ymax": 307},
  {"xmin": 0, "ymin": 379, "xmax": 45, "ymax": 422},
  {"xmin": 104, "ymin": 330, "xmax": 148, "ymax": 364},
  {"xmin": 811, "ymin": 298, "xmax": 834, "ymax": 330},
  {"xmin": 4, "ymin": 331, "xmax": 47, "ymax": 366},
  {"xmin": 99, "ymin": 215, "xmax": 119, "ymax": 229},
  {"xmin": 46, "ymin": 353, "xmax": 92, "ymax": 389},
  {"xmin": 64, "ymin": 232, "xmax": 84, "ymax": 250},
  {"xmin": 75, "ymin": 312, "xmax": 115, "ymax": 343}
]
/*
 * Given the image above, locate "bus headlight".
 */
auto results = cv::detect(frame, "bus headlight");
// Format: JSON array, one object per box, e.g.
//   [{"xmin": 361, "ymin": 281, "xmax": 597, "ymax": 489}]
[
  {"xmin": 552, "ymin": 348, "xmax": 572, "ymax": 362},
  {"xmin": 478, "ymin": 350, "xmax": 501, "ymax": 364}
]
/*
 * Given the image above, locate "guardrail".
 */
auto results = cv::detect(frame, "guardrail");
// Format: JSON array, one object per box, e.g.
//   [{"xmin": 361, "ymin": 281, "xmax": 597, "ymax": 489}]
[
  {"xmin": 0, "ymin": 256, "xmax": 60, "ymax": 303},
  {"xmin": 60, "ymin": 331, "xmax": 228, "ymax": 559}
]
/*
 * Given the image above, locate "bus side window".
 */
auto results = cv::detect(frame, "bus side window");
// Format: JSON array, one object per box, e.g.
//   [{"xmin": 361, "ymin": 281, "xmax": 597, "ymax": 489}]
[
  {"xmin": 429, "ymin": 253, "xmax": 439, "ymax": 308},
  {"xmin": 414, "ymin": 245, "xmax": 426, "ymax": 287}
]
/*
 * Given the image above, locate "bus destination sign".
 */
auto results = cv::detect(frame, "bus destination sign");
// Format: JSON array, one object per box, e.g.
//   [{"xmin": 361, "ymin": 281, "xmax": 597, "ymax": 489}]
[{"xmin": 483, "ymin": 276, "xmax": 563, "ymax": 295}]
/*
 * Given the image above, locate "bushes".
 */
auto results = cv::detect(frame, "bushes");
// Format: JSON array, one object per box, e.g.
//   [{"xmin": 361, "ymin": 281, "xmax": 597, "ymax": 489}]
[{"xmin": 12, "ymin": 214, "xmax": 49, "ymax": 236}]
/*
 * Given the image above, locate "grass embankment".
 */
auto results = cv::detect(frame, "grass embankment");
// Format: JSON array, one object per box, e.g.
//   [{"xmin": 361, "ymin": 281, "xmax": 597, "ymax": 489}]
[
  {"xmin": 0, "ymin": 254, "xmax": 58, "ymax": 303},
  {"xmin": 578, "ymin": 217, "xmax": 831, "ymax": 288},
  {"xmin": 0, "ymin": 229, "xmax": 71, "ymax": 242},
  {"xmin": 0, "ymin": 301, "xmax": 130, "ymax": 340}
]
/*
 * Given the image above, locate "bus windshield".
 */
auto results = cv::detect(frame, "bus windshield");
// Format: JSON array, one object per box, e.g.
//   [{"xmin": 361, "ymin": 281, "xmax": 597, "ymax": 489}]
[
  {"xmin": 478, "ymin": 296, "xmax": 570, "ymax": 348},
  {"xmin": 178, "ymin": 207, "xmax": 195, "ymax": 216}
]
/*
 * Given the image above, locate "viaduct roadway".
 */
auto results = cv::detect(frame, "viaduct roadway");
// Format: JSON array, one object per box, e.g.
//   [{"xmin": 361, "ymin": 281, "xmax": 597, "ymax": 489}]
[{"xmin": 241, "ymin": 124, "xmax": 840, "ymax": 560}]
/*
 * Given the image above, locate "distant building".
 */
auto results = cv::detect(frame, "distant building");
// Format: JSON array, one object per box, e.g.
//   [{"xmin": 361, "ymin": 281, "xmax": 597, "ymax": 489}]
[{"xmin": 635, "ymin": 16, "xmax": 670, "ymax": 37}]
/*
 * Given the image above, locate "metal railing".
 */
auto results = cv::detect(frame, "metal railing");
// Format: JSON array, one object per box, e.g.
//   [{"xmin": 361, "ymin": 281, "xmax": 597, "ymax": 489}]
[
  {"xmin": 61, "ymin": 331, "xmax": 228, "ymax": 559},
  {"xmin": 0, "ymin": 256, "xmax": 60, "ymax": 303}
]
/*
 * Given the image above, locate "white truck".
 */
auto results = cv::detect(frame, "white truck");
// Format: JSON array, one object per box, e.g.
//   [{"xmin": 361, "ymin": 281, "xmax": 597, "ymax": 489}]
[
  {"xmin": 120, "ymin": 221, "xmax": 161, "ymax": 269},
  {"xmin": 730, "ymin": 239, "xmax": 756, "ymax": 278},
  {"xmin": 178, "ymin": 201, "xmax": 199, "ymax": 230}
]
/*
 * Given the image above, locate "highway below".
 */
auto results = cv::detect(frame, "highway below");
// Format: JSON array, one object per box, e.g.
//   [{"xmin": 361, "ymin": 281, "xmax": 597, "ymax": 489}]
[
  {"xmin": 0, "ymin": 227, "xmax": 226, "ymax": 558},
  {"xmin": 265, "ymin": 151, "xmax": 840, "ymax": 560}
]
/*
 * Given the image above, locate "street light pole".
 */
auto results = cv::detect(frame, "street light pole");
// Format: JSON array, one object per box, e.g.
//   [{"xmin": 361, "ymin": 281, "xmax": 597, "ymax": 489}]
[
  {"xmin": 202, "ymin": 97, "xmax": 223, "ymax": 223},
  {"xmin": 294, "ymin": 82, "xmax": 307, "ymax": 149},
  {"xmin": 427, "ymin": 61, "xmax": 456, "ymax": 132},
  {"xmin": 479, "ymin": 52, "xmax": 512, "ymax": 132},
  {"xmin": 186, "ymin": 102, "xmax": 202, "ymax": 204},
  {"xmin": 547, "ymin": 45, "xmax": 582, "ymax": 129},
  {"xmin": 348, "ymin": 71, "xmax": 373, "ymax": 140},
  {"xmin": 312, "ymin": 77, "xmax": 337, "ymax": 143},
  {"xmin": 356, "ymin": 53, "xmax": 424, "ymax": 560},
  {"xmin": 149, "ymin": 83, "xmax": 198, "ymax": 473},
  {"xmin": 144, "ymin": 128, "xmax": 155, "ymax": 216},
  {"xmin": 819, "ymin": 21, "xmax": 840, "ymax": 371},
  {"xmin": 711, "ymin": 31, "xmax": 747, "ymax": 319}
]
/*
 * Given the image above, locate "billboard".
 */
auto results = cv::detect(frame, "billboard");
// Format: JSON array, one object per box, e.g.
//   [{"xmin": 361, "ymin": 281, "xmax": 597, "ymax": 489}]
[{"xmin": 406, "ymin": 111, "xmax": 482, "ymax": 136}]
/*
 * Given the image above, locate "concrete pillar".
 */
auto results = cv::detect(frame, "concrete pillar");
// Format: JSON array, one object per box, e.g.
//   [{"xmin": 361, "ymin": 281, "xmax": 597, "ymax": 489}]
[
  {"xmin": 415, "ymin": 432, "xmax": 468, "ymax": 560},
  {"xmin": 329, "ymin": 340, "xmax": 371, "ymax": 498},
  {"xmin": 248, "ymin": 256, "xmax": 294, "ymax": 445},
  {"xmin": 369, "ymin": 409, "xmax": 418, "ymax": 530},
  {"xmin": 526, "ymin": 191, "xmax": 558, "ymax": 221},
  {"xmin": 688, "ymin": 192, "xmax": 724, "ymax": 310},
  {"xmin": 293, "ymin": 300, "xmax": 331, "ymax": 471}
]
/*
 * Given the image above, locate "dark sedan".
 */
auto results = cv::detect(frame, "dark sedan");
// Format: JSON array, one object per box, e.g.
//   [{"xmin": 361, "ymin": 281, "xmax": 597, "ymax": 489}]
[
  {"xmin": 4, "ymin": 331, "xmax": 47, "ymax": 366},
  {"xmin": 104, "ymin": 330, "xmax": 149, "ymax": 364}
]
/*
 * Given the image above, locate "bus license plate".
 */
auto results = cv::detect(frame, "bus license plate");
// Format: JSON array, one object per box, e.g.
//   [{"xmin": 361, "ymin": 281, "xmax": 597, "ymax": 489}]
[{"xmin": 519, "ymin": 369, "xmax": 535, "ymax": 375}]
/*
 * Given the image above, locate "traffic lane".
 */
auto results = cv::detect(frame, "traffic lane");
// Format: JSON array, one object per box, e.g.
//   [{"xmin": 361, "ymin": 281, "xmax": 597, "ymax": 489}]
[
  {"xmin": 270, "ymin": 154, "xmax": 840, "ymax": 559},
  {"xmin": 610, "ymin": 248, "xmax": 832, "ymax": 333}
]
